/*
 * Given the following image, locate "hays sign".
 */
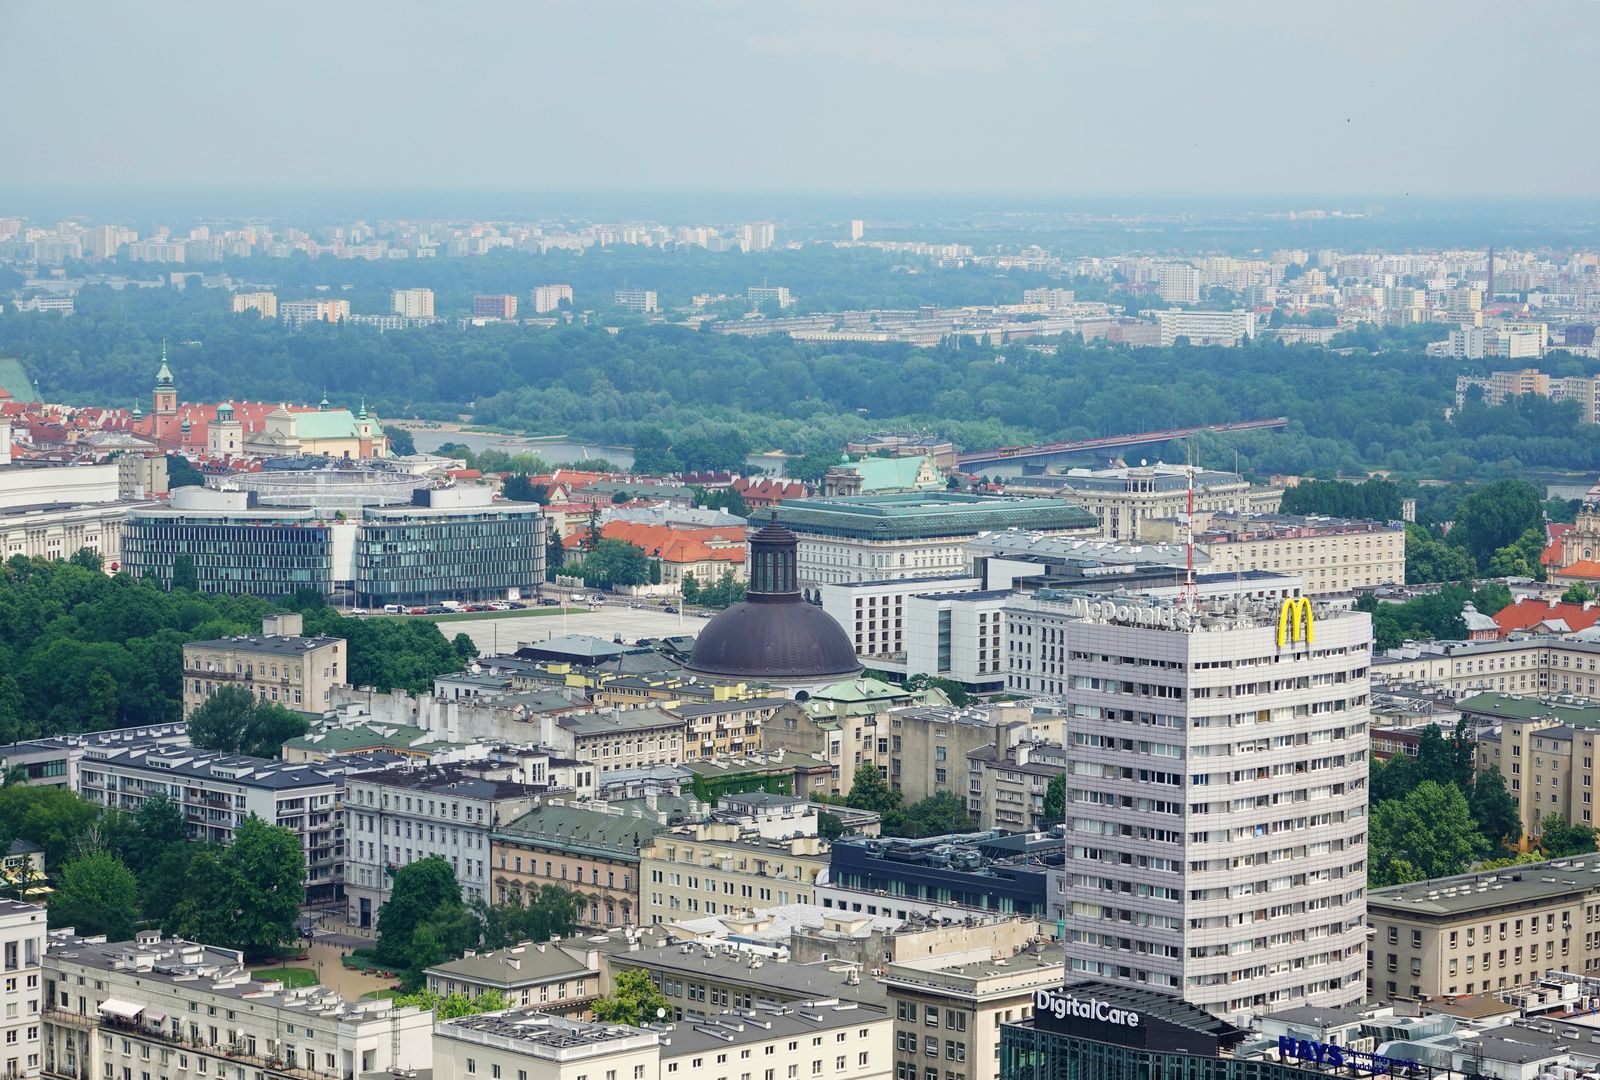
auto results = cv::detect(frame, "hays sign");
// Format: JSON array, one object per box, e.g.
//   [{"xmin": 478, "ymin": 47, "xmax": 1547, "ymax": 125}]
[
  {"xmin": 1278, "ymin": 1037, "xmax": 1414, "ymax": 1076},
  {"xmin": 1034, "ymin": 988, "xmax": 1140, "ymax": 1029}
]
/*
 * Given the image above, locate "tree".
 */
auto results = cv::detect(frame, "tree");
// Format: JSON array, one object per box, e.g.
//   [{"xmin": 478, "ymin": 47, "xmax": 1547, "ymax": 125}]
[
  {"xmin": 578, "ymin": 539, "xmax": 653, "ymax": 587},
  {"xmin": 591, "ymin": 968, "xmax": 670, "ymax": 1027},
  {"xmin": 86, "ymin": 669, "xmax": 119, "ymax": 728},
  {"xmin": 1540, "ymin": 814, "xmax": 1598, "ymax": 858},
  {"xmin": 116, "ymin": 793, "xmax": 186, "ymax": 876},
  {"xmin": 376, "ymin": 856, "xmax": 466, "ymax": 967},
  {"xmin": 845, "ymin": 764, "xmax": 900, "ymax": 815},
  {"xmin": 173, "ymin": 816, "xmax": 305, "ymax": 960},
  {"xmin": 1470, "ymin": 767, "xmax": 1522, "ymax": 852},
  {"xmin": 165, "ymin": 455, "xmax": 205, "ymax": 489},
  {"xmin": 385, "ymin": 426, "xmax": 416, "ymax": 456},
  {"xmin": 0, "ymin": 785, "xmax": 102, "ymax": 868},
  {"xmin": 452, "ymin": 633, "xmax": 479, "ymax": 663},
  {"xmin": 503, "ymin": 474, "xmax": 538, "ymax": 502},
  {"xmin": 816, "ymin": 811, "xmax": 845, "ymax": 841},
  {"xmin": 630, "ymin": 427, "xmax": 680, "ymax": 476},
  {"xmin": 547, "ymin": 531, "xmax": 564, "ymax": 568},
  {"xmin": 680, "ymin": 573, "xmax": 700, "ymax": 604},
  {"xmin": 188, "ymin": 686, "xmax": 308, "ymax": 759},
  {"xmin": 1369, "ymin": 781, "xmax": 1487, "ymax": 887},
  {"xmin": 393, "ymin": 989, "xmax": 507, "ymax": 1019},
  {"xmin": 901, "ymin": 792, "xmax": 975, "ymax": 838},
  {"xmin": 790, "ymin": 450, "xmax": 842, "ymax": 485},
  {"xmin": 1041, "ymin": 773, "xmax": 1065, "ymax": 826},
  {"xmin": 471, "ymin": 885, "xmax": 580, "ymax": 949},
  {"xmin": 68, "ymin": 548, "xmax": 103, "ymax": 573},
  {"xmin": 1447, "ymin": 479, "xmax": 1544, "ymax": 570},
  {"xmin": 50, "ymin": 850, "xmax": 139, "ymax": 938},
  {"xmin": 1563, "ymin": 582, "xmax": 1597, "ymax": 604},
  {"xmin": 141, "ymin": 844, "xmax": 204, "ymax": 927},
  {"xmin": 169, "ymin": 554, "xmax": 199, "ymax": 592},
  {"xmin": 904, "ymin": 673, "xmax": 972, "ymax": 707}
]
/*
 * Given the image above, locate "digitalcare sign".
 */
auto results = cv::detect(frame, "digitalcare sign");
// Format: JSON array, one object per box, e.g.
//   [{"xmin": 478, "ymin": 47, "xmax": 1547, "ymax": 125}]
[{"xmin": 1034, "ymin": 989, "xmax": 1140, "ymax": 1029}]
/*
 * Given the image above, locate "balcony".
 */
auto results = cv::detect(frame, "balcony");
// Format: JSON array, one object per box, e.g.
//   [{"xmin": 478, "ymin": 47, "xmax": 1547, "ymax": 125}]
[{"xmin": 71, "ymin": 1011, "xmax": 332, "ymax": 1080}]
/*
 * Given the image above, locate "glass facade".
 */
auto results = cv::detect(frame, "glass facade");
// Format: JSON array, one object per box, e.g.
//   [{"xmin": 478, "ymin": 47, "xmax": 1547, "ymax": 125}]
[
  {"xmin": 1001, "ymin": 1025, "xmax": 1332, "ymax": 1080},
  {"xmin": 122, "ymin": 518, "xmax": 334, "ymax": 597},
  {"xmin": 355, "ymin": 508, "xmax": 544, "ymax": 605}
]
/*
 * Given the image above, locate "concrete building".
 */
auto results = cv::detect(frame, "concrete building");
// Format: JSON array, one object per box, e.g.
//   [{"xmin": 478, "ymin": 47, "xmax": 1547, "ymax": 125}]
[
  {"xmin": 1028, "ymin": 593, "xmax": 1370, "ymax": 1019},
  {"xmin": 1373, "ymin": 637, "xmax": 1600, "ymax": 700},
  {"xmin": 1471, "ymin": 694, "xmax": 1600, "ymax": 843},
  {"xmin": 1365, "ymin": 857, "xmax": 1600, "ymax": 1002},
  {"xmin": 538, "ymin": 709, "xmax": 686, "ymax": 776},
  {"xmin": 1009, "ymin": 464, "xmax": 1281, "ymax": 540},
  {"xmin": 739, "ymin": 223, "xmax": 775, "ymax": 253},
  {"xmin": 343, "ymin": 762, "xmax": 549, "ymax": 929},
  {"xmin": 1138, "ymin": 512, "xmax": 1405, "ymax": 596},
  {"xmin": 42, "ymin": 930, "xmax": 430, "ymax": 1080},
  {"xmin": 230, "ymin": 292, "xmax": 277, "ymax": 318},
  {"xmin": 672, "ymin": 698, "xmax": 782, "ymax": 761},
  {"xmin": 391, "ymin": 288, "xmax": 435, "ymax": 317},
  {"xmin": 473, "ymin": 294, "xmax": 518, "ymax": 319},
  {"xmin": 1152, "ymin": 308, "xmax": 1256, "ymax": 346},
  {"xmin": 491, "ymin": 802, "xmax": 678, "ymax": 928},
  {"xmin": 181, "ymin": 613, "xmax": 346, "ymax": 716},
  {"xmin": 279, "ymin": 298, "xmax": 349, "ymax": 327},
  {"xmin": 775, "ymin": 494, "xmax": 1097, "ymax": 592},
  {"xmin": 639, "ymin": 824, "xmax": 828, "ymax": 926},
  {"xmin": 75, "ymin": 747, "xmax": 355, "ymax": 900},
  {"xmin": 824, "ymin": 833, "xmax": 1060, "ymax": 924},
  {"xmin": 904, "ymin": 591, "xmax": 1011, "ymax": 691},
  {"xmin": 966, "ymin": 738, "xmax": 1064, "ymax": 834},
  {"xmin": 746, "ymin": 285, "xmax": 794, "ymax": 309},
  {"xmin": 1157, "ymin": 264, "xmax": 1200, "ymax": 304},
  {"xmin": 531, "ymin": 285, "xmax": 573, "ymax": 313},
  {"xmin": 613, "ymin": 289, "xmax": 658, "ymax": 314},
  {"xmin": 0, "ymin": 902, "xmax": 43, "ymax": 1080},
  {"xmin": 820, "ymin": 577, "xmax": 983, "ymax": 665}
]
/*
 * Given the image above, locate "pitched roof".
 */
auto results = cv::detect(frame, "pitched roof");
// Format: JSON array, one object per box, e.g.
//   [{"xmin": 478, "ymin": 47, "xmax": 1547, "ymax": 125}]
[
  {"xmin": 292, "ymin": 408, "xmax": 363, "ymax": 440},
  {"xmin": 1492, "ymin": 597, "xmax": 1600, "ymax": 636},
  {"xmin": 493, "ymin": 804, "xmax": 672, "ymax": 858},
  {"xmin": 1555, "ymin": 559, "xmax": 1600, "ymax": 581},
  {"xmin": 1543, "ymin": 522, "xmax": 1574, "ymax": 567},
  {"xmin": 600, "ymin": 521, "xmax": 746, "ymax": 565}
]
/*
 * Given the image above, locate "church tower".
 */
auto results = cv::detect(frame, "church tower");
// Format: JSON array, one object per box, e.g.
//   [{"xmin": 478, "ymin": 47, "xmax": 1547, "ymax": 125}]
[
  {"xmin": 1566, "ymin": 504, "xmax": 1600, "ymax": 568},
  {"xmin": 152, "ymin": 342, "xmax": 177, "ymax": 416}
]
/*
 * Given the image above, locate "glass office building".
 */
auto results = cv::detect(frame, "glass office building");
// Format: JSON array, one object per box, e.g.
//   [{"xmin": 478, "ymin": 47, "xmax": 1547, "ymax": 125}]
[
  {"xmin": 355, "ymin": 503, "xmax": 544, "ymax": 606},
  {"xmin": 121, "ymin": 507, "xmax": 334, "ymax": 597}
]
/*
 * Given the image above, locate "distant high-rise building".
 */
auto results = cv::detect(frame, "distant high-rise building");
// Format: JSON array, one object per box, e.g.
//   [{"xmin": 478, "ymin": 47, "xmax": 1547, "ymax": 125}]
[
  {"xmin": 1157, "ymin": 264, "xmax": 1200, "ymax": 304},
  {"xmin": 231, "ymin": 292, "xmax": 278, "ymax": 319},
  {"xmin": 531, "ymin": 284, "xmax": 573, "ymax": 313},
  {"xmin": 391, "ymin": 287, "xmax": 434, "ymax": 318},
  {"xmin": 280, "ymin": 298, "xmax": 350, "ymax": 328},
  {"xmin": 739, "ymin": 222, "xmax": 775, "ymax": 253},
  {"xmin": 472, "ymin": 294, "xmax": 517, "ymax": 319},
  {"xmin": 849, "ymin": 219, "xmax": 864, "ymax": 241},
  {"xmin": 747, "ymin": 285, "xmax": 794, "ymax": 310},
  {"xmin": 613, "ymin": 288, "xmax": 658, "ymax": 313}
]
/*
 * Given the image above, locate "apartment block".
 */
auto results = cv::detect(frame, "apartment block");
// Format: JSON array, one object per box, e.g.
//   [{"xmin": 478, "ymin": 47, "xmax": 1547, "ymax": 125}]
[
  {"xmin": 1470, "ymin": 694, "xmax": 1600, "ymax": 843},
  {"xmin": 1152, "ymin": 308, "xmax": 1256, "ymax": 346},
  {"xmin": 639, "ymin": 823, "xmax": 828, "ymax": 926},
  {"xmin": 1016, "ymin": 593, "xmax": 1371, "ymax": 1019},
  {"xmin": 1157, "ymin": 265, "xmax": 1200, "ymax": 304},
  {"xmin": 1138, "ymin": 512, "xmax": 1405, "ymax": 597},
  {"xmin": 491, "ymin": 802, "xmax": 674, "ymax": 929},
  {"xmin": 537, "ymin": 709, "xmax": 686, "ymax": 775},
  {"xmin": 42, "ymin": 931, "xmax": 430, "ymax": 1080},
  {"xmin": 747, "ymin": 285, "xmax": 794, "ymax": 309},
  {"xmin": 473, "ymin": 294, "xmax": 518, "ymax": 319},
  {"xmin": 531, "ymin": 284, "xmax": 573, "ymax": 313},
  {"xmin": 229, "ymin": 292, "xmax": 277, "ymax": 318},
  {"xmin": 279, "ymin": 298, "xmax": 349, "ymax": 327},
  {"xmin": 391, "ymin": 288, "xmax": 435, "ymax": 317},
  {"xmin": 0, "ymin": 902, "xmax": 43, "ymax": 1080},
  {"xmin": 672, "ymin": 698, "xmax": 782, "ymax": 761},
  {"xmin": 613, "ymin": 289, "xmax": 658, "ymax": 313},
  {"xmin": 1365, "ymin": 858, "xmax": 1600, "ymax": 1002},
  {"xmin": 343, "ymin": 762, "xmax": 548, "ymax": 929},
  {"xmin": 181, "ymin": 613, "xmax": 346, "ymax": 715},
  {"xmin": 965, "ymin": 739, "xmax": 1063, "ymax": 833}
]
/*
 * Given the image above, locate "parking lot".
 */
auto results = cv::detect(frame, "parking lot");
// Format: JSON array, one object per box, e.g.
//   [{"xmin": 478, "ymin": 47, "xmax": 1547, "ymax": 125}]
[{"xmin": 432, "ymin": 604, "xmax": 709, "ymax": 656}]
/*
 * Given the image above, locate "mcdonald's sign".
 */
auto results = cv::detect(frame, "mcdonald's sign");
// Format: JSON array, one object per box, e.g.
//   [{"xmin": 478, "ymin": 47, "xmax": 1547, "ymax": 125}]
[{"xmin": 1276, "ymin": 597, "xmax": 1314, "ymax": 648}]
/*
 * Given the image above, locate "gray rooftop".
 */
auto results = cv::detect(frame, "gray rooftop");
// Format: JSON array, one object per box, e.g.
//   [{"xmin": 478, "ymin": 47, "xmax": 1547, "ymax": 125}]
[
  {"xmin": 613, "ymin": 944, "xmax": 888, "ymax": 1007},
  {"xmin": 185, "ymin": 634, "xmax": 341, "ymax": 655},
  {"xmin": 83, "ymin": 745, "xmax": 367, "ymax": 790},
  {"xmin": 1369, "ymin": 858, "xmax": 1600, "ymax": 916},
  {"xmin": 345, "ymin": 763, "xmax": 547, "ymax": 802},
  {"xmin": 425, "ymin": 942, "xmax": 593, "ymax": 988},
  {"xmin": 661, "ymin": 1001, "xmax": 890, "ymax": 1058}
]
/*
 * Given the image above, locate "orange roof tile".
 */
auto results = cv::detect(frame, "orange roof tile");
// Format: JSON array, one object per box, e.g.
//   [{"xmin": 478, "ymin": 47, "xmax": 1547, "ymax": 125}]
[
  {"xmin": 1555, "ymin": 560, "xmax": 1600, "ymax": 581},
  {"xmin": 1493, "ymin": 597, "xmax": 1600, "ymax": 636}
]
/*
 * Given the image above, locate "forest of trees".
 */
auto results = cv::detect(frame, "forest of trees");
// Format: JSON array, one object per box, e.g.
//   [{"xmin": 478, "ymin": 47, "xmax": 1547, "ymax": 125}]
[{"xmin": 3, "ymin": 280, "xmax": 1600, "ymax": 481}]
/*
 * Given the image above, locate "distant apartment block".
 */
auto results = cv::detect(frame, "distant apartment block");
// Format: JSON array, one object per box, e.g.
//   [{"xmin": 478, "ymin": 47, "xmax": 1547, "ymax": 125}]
[
  {"xmin": 531, "ymin": 284, "xmax": 573, "ymax": 313},
  {"xmin": 230, "ymin": 291, "xmax": 277, "ymax": 318},
  {"xmin": 126, "ymin": 239, "xmax": 186, "ymax": 262},
  {"xmin": 1157, "ymin": 264, "xmax": 1200, "ymax": 303},
  {"xmin": 613, "ymin": 288, "xmax": 658, "ymax": 313},
  {"xmin": 849, "ymin": 219, "xmax": 864, "ymax": 241},
  {"xmin": 739, "ymin": 222, "xmax": 775, "ymax": 252},
  {"xmin": 1022, "ymin": 287, "xmax": 1076, "ymax": 310},
  {"xmin": 280, "ymin": 298, "xmax": 350, "ymax": 327},
  {"xmin": 1455, "ymin": 366, "xmax": 1596, "ymax": 420},
  {"xmin": 747, "ymin": 285, "xmax": 794, "ymax": 309},
  {"xmin": 1152, "ymin": 308, "xmax": 1256, "ymax": 346},
  {"xmin": 472, "ymin": 293, "xmax": 517, "ymax": 319},
  {"xmin": 391, "ymin": 287, "xmax": 435, "ymax": 318}
]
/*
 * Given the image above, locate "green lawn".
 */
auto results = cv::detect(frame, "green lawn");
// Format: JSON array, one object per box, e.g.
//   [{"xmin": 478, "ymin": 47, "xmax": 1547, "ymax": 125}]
[
  {"xmin": 418, "ymin": 607, "xmax": 587, "ymax": 623},
  {"xmin": 251, "ymin": 967, "xmax": 318, "ymax": 989}
]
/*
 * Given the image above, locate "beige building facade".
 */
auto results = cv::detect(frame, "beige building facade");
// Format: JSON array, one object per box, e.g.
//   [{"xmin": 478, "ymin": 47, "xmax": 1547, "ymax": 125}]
[
  {"xmin": 491, "ymin": 803, "xmax": 672, "ymax": 929},
  {"xmin": 1374, "ymin": 638, "xmax": 1600, "ymax": 700},
  {"xmin": 1366, "ymin": 859, "xmax": 1600, "ymax": 1003},
  {"xmin": 1139, "ymin": 512, "xmax": 1405, "ymax": 596},
  {"xmin": 639, "ymin": 825, "xmax": 828, "ymax": 926},
  {"xmin": 181, "ymin": 613, "xmax": 346, "ymax": 715},
  {"xmin": 1014, "ymin": 465, "xmax": 1282, "ymax": 540}
]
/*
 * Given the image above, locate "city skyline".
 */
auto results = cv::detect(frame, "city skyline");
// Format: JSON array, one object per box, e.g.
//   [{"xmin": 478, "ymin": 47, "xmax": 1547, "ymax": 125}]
[{"xmin": 3, "ymin": 0, "xmax": 1598, "ymax": 199}]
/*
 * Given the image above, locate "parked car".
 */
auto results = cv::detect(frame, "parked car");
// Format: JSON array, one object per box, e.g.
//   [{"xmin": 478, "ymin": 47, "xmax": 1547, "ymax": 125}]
[{"xmin": 663, "ymin": 605, "xmax": 679, "ymax": 614}]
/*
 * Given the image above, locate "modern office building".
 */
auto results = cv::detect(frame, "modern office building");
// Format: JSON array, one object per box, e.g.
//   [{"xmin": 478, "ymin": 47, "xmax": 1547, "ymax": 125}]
[
  {"xmin": 1029, "ymin": 594, "xmax": 1370, "ymax": 1019},
  {"xmin": 42, "ymin": 930, "xmax": 431, "ymax": 1080},
  {"xmin": 775, "ymin": 493, "xmax": 1097, "ymax": 592},
  {"xmin": 531, "ymin": 284, "xmax": 573, "ymax": 313},
  {"xmin": 391, "ymin": 287, "xmax": 435, "ymax": 317},
  {"xmin": 181, "ymin": 612, "xmax": 346, "ymax": 715},
  {"xmin": 904, "ymin": 590, "xmax": 1012, "ymax": 690},
  {"xmin": 821, "ymin": 576, "xmax": 984, "ymax": 663},
  {"xmin": 75, "ymin": 746, "xmax": 359, "ymax": 900},
  {"xmin": 613, "ymin": 289, "xmax": 658, "ymax": 313},
  {"xmin": 121, "ymin": 488, "xmax": 336, "ymax": 597},
  {"xmin": 343, "ymin": 761, "xmax": 547, "ymax": 928},
  {"xmin": 353, "ymin": 488, "xmax": 545, "ymax": 606}
]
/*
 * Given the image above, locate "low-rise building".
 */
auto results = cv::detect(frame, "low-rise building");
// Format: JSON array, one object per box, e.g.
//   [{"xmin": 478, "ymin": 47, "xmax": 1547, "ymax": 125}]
[
  {"xmin": 424, "ymin": 941, "xmax": 601, "ymax": 1014},
  {"xmin": 181, "ymin": 613, "xmax": 346, "ymax": 716},
  {"xmin": 824, "ymin": 833, "xmax": 1061, "ymax": 924},
  {"xmin": 1138, "ymin": 512, "xmax": 1405, "ymax": 596},
  {"xmin": 539, "ymin": 709, "xmax": 687, "ymax": 776},
  {"xmin": 343, "ymin": 762, "xmax": 550, "ymax": 929},
  {"xmin": 1365, "ymin": 857, "xmax": 1600, "ymax": 1002},
  {"xmin": 1374, "ymin": 636, "xmax": 1600, "ymax": 700},
  {"xmin": 639, "ymin": 823, "xmax": 829, "ymax": 926},
  {"xmin": 42, "ymin": 930, "xmax": 431, "ymax": 1080},
  {"xmin": 1005, "ymin": 464, "xmax": 1281, "ymax": 540},
  {"xmin": 671, "ymin": 698, "xmax": 783, "ymax": 761}
]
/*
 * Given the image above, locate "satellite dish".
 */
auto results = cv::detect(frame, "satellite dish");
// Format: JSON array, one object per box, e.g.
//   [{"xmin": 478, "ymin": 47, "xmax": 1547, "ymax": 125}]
[
  {"xmin": 1140, "ymin": 458, "xmax": 1147, "ymax": 466},
  {"xmin": 656, "ymin": 1008, "xmax": 667, "ymax": 1019}
]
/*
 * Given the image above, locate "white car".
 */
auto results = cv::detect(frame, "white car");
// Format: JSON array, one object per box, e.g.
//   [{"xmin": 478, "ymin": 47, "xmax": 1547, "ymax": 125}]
[{"xmin": 348, "ymin": 608, "xmax": 368, "ymax": 616}]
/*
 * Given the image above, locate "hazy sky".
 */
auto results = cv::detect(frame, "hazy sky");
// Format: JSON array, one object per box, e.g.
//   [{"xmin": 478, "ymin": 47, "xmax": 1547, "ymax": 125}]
[{"xmin": 4, "ymin": 0, "xmax": 1597, "ymax": 198}]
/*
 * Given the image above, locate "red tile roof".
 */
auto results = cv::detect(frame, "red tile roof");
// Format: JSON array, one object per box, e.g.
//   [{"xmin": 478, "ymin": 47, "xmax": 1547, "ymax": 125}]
[
  {"xmin": 1492, "ymin": 597, "xmax": 1600, "ymax": 637},
  {"xmin": 1554, "ymin": 559, "xmax": 1600, "ymax": 581},
  {"xmin": 600, "ymin": 521, "xmax": 746, "ymax": 565}
]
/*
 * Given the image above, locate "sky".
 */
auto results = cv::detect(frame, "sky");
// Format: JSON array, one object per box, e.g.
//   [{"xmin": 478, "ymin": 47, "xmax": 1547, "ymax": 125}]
[{"xmin": 3, "ymin": 0, "xmax": 1598, "ymax": 199}]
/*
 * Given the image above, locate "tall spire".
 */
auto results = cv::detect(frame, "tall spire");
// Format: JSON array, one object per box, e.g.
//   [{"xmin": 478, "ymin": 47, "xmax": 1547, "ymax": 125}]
[
  {"xmin": 358, "ymin": 397, "xmax": 368, "ymax": 420},
  {"xmin": 319, "ymin": 389, "xmax": 330, "ymax": 411}
]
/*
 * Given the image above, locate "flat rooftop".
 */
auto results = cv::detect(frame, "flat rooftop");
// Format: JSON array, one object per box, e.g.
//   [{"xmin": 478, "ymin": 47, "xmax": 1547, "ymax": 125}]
[
  {"xmin": 661, "ymin": 1000, "xmax": 889, "ymax": 1058},
  {"xmin": 614, "ymin": 944, "xmax": 888, "ymax": 1007},
  {"xmin": 1369, "ymin": 858, "xmax": 1600, "ymax": 916},
  {"xmin": 185, "ymin": 634, "xmax": 341, "ymax": 655},
  {"xmin": 776, "ymin": 493, "xmax": 1096, "ymax": 540}
]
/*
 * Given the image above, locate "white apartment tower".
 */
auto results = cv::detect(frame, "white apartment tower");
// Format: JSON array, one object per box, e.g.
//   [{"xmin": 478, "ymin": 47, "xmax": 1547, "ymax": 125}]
[
  {"xmin": 0, "ymin": 902, "xmax": 44, "ymax": 1080},
  {"xmin": 1006, "ymin": 592, "xmax": 1370, "ymax": 1021},
  {"xmin": 391, "ymin": 288, "xmax": 435, "ymax": 318}
]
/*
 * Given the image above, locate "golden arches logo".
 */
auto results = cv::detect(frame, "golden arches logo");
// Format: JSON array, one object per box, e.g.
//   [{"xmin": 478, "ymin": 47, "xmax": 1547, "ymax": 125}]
[{"xmin": 1276, "ymin": 597, "xmax": 1314, "ymax": 648}]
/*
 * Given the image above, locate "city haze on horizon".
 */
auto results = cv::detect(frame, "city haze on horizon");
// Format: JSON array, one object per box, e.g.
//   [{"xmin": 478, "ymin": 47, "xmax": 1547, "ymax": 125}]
[{"xmin": 4, "ymin": 0, "xmax": 1598, "ymax": 203}]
